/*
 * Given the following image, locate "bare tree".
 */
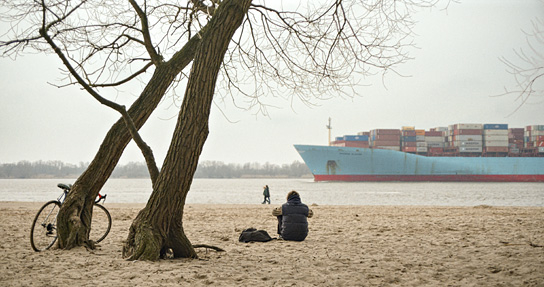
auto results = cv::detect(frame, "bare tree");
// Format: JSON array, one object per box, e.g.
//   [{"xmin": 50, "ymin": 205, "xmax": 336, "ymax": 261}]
[
  {"xmin": 499, "ymin": 17, "xmax": 544, "ymax": 115},
  {"xmin": 1, "ymin": 0, "xmax": 438, "ymax": 260}
]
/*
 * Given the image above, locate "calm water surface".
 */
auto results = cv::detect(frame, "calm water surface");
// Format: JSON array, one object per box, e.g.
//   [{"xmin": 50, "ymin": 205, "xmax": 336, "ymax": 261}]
[{"xmin": 1, "ymin": 178, "xmax": 542, "ymax": 206}]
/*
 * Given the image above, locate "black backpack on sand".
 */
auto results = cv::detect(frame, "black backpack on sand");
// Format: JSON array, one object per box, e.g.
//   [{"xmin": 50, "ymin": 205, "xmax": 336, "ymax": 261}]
[{"xmin": 238, "ymin": 228, "xmax": 275, "ymax": 243}]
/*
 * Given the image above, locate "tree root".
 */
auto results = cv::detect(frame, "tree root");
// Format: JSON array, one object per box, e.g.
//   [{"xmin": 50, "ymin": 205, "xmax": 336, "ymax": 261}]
[{"xmin": 193, "ymin": 244, "xmax": 225, "ymax": 252}]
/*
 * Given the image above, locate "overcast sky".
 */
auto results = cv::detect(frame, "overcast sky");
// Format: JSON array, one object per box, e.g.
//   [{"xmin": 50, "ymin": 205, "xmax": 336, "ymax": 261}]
[{"xmin": 1, "ymin": 0, "xmax": 543, "ymax": 166}]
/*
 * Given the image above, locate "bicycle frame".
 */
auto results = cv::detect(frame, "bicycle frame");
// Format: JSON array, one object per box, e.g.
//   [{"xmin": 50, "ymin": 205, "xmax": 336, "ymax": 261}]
[
  {"xmin": 31, "ymin": 183, "xmax": 111, "ymax": 252},
  {"xmin": 56, "ymin": 184, "xmax": 107, "ymax": 205}
]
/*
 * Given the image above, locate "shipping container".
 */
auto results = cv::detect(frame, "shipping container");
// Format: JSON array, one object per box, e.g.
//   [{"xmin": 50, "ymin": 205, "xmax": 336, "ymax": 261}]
[
  {"xmin": 415, "ymin": 130, "xmax": 425, "ymax": 136},
  {"xmin": 429, "ymin": 147, "xmax": 444, "ymax": 153},
  {"xmin": 372, "ymin": 129, "xmax": 401, "ymax": 135},
  {"xmin": 453, "ymin": 135, "xmax": 482, "ymax": 142},
  {"xmin": 539, "ymin": 147, "xmax": 544, "ymax": 152},
  {"xmin": 416, "ymin": 142, "xmax": 427, "ymax": 147},
  {"xmin": 485, "ymin": 147, "xmax": 509, "ymax": 153},
  {"xmin": 332, "ymin": 140, "xmax": 370, "ymax": 148},
  {"xmin": 373, "ymin": 134, "xmax": 400, "ymax": 141},
  {"xmin": 375, "ymin": 146, "xmax": 401, "ymax": 151},
  {"xmin": 453, "ymin": 141, "xmax": 482, "ymax": 147},
  {"xmin": 426, "ymin": 142, "xmax": 445, "ymax": 148},
  {"xmin": 402, "ymin": 130, "xmax": 416, "ymax": 137},
  {"xmin": 453, "ymin": 129, "xmax": 483, "ymax": 136},
  {"xmin": 425, "ymin": 131, "xmax": 443, "ymax": 137},
  {"xmin": 454, "ymin": 123, "xmax": 483, "ymax": 130},
  {"xmin": 402, "ymin": 142, "xmax": 417, "ymax": 147},
  {"xmin": 402, "ymin": 147, "xmax": 417, "ymax": 152},
  {"xmin": 459, "ymin": 146, "xmax": 483, "ymax": 153},
  {"xmin": 424, "ymin": 136, "xmax": 446, "ymax": 142},
  {"xmin": 345, "ymin": 141, "xmax": 370, "ymax": 148},
  {"xmin": 483, "ymin": 129, "xmax": 508, "ymax": 136},
  {"xmin": 344, "ymin": 135, "xmax": 369, "ymax": 141},
  {"xmin": 402, "ymin": 126, "xmax": 415, "ymax": 131},
  {"xmin": 508, "ymin": 128, "xmax": 524, "ymax": 138},
  {"xmin": 402, "ymin": 136, "xmax": 417, "ymax": 142},
  {"xmin": 483, "ymin": 135, "xmax": 508, "ymax": 141},
  {"xmin": 371, "ymin": 140, "xmax": 400, "ymax": 147},
  {"xmin": 484, "ymin": 141, "xmax": 509, "ymax": 147},
  {"xmin": 416, "ymin": 147, "xmax": 428, "ymax": 152},
  {"xmin": 483, "ymin": 124, "xmax": 508, "ymax": 130}
]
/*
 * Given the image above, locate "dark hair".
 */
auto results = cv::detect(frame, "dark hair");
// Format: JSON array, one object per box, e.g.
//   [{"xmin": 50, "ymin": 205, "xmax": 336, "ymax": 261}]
[{"xmin": 287, "ymin": 190, "xmax": 299, "ymax": 200}]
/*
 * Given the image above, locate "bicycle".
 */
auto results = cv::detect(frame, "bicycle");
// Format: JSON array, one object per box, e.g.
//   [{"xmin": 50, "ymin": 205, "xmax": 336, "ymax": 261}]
[{"xmin": 30, "ymin": 183, "xmax": 112, "ymax": 252}]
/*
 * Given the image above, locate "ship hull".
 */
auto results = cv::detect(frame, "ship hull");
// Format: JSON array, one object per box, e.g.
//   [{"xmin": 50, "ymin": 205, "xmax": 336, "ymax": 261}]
[{"xmin": 295, "ymin": 145, "xmax": 544, "ymax": 182}]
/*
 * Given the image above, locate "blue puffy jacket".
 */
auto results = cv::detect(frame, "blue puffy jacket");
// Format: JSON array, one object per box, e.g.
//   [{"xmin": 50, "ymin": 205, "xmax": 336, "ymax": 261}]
[{"xmin": 280, "ymin": 194, "xmax": 310, "ymax": 241}]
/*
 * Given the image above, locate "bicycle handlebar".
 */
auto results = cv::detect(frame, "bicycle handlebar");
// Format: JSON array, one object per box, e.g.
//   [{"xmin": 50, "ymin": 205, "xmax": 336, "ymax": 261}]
[
  {"xmin": 57, "ymin": 183, "xmax": 106, "ymax": 204},
  {"xmin": 95, "ymin": 193, "xmax": 107, "ymax": 204}
]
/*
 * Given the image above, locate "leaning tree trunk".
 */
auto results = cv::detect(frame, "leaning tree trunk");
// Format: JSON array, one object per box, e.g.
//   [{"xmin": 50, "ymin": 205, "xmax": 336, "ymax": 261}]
[
  {"xmin": 123, "ymin": 0, "xmax": 252, "ymax": 261},
  {"xmin": 55, "ymin": 34, "xmax": 203, "ymax": 249}
]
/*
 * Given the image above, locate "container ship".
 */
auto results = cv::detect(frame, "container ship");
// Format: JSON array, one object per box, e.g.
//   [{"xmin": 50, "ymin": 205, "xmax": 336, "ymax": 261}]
[{"xmin": 295, "ymin": 123, "xmax": 544, "ymax": 182}]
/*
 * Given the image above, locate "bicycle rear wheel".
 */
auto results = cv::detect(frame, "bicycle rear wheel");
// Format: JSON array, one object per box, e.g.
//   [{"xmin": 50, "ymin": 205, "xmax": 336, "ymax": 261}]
[
  {"xmin": 30, "ymin": 200, "xmax": 61, "ymax": 252},
  {"xmin": 90, "ymin": 203, "xmax": 111, "ymax": 243}
]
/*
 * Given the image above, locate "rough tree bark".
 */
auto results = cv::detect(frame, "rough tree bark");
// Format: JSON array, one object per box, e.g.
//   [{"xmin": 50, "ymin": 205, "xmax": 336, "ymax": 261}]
[
  {"xmin": 122, "ymin": 0, "xmax": 252, "ymax": 261},
  {"xmin": 55, "ymin": 33, "xmax": 204, "ymax": 250}
]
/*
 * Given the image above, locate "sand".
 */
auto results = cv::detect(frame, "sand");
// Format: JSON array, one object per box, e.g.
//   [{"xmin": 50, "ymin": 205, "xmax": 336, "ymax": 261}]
[{"xmin": 1, "ymin": 202, "xmax": 543, "ymax": 286}]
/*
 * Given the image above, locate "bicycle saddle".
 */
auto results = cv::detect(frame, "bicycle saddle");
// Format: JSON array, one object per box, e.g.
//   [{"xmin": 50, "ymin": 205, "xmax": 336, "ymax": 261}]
[{"xmin": 57, "ymin": 183, "xmax": 72, "ymax": 191}]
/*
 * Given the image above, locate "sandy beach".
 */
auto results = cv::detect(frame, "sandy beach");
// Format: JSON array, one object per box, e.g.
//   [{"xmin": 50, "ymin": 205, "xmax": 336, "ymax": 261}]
[{"xmin": 1, "ymin": 202, "xmax": 543, "ymax": 286}]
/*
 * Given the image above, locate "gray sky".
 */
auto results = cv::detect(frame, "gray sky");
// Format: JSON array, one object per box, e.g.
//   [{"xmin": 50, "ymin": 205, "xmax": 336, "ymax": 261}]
[{"xmin": 1, "ymin": 1, "xmax": 543, "ymax": 166}]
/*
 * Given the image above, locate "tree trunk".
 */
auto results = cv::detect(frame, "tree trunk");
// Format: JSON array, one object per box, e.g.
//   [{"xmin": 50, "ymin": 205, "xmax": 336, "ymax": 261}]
[
  {"xmin": 123, "ymin": 0, "xmax": 252, "ymax": 261},
  {"xmin": 56, "ymin": 34, "xmax": 202, "ymax": 249}
]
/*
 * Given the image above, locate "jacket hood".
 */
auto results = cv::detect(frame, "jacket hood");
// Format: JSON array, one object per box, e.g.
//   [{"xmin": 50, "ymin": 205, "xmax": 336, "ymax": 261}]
[{"xmin": 287, "ymin": 194, "xmax": 302, "ymax": 204}]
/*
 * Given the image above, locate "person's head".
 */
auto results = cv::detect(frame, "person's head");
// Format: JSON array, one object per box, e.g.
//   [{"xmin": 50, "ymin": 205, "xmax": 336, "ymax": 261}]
[{"xmin": 286, "ymin": 190, "xmax": 299, "ymax": 200}]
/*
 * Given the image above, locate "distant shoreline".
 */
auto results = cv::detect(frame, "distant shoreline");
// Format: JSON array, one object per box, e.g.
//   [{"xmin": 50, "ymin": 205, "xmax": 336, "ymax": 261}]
[
  {"xmin": 0, "ymin": 175, "xmax": 314, "ymax": 179},
  {"xmin": 0, "ymin": 160, "xmax": 312, "ymax": 179}
]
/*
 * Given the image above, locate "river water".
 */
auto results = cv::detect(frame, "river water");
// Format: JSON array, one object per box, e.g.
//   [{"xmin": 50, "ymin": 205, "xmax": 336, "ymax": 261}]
[{"xmin": 1, "ymin": 178, "xmax": 542, "ymax": 206}]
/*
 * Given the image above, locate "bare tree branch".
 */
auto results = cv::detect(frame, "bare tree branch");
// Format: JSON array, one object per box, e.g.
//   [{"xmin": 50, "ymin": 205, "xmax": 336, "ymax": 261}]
[
  {"xmin": 36, "ymin": 0, "xmax": 160, "ymax": 185},
  {"xmin": 496, "ymin": 16, "xmax": 544, "ymax": 116},
  {"xmin": 128, "ymin": 0, "xmax": 163, "ymax": 65}
]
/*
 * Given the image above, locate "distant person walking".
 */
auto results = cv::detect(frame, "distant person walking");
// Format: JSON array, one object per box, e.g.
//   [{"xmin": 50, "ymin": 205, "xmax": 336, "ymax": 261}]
[
  {"xmin": 272, "ymin": 190, "xmax": 313, "ymax": 241},
  {"xmin": 262, "ymin": 185, "xmax": 270, "ymax": 204}
]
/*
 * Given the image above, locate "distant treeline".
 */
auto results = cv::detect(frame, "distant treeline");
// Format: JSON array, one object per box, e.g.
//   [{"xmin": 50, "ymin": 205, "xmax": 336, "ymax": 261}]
[{"xmin": 0, "ymin": 160, "xmax": 312, "ymax": 179}]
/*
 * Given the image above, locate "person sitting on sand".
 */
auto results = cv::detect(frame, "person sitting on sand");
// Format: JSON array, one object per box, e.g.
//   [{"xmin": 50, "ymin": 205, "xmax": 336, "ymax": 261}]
[{"xmin": 272, "ymin": 190, "xmax": 313, "ymax": 241}]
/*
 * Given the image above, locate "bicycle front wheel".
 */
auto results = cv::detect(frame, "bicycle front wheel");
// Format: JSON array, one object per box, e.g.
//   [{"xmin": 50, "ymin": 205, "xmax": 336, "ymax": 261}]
[
  {"xmin": 30, "ymin": 200, "xmax": 61, "ymax": 252},
  {"xmin": 90, "ymin": 203, "xmax": 111, "ymax": 243}
]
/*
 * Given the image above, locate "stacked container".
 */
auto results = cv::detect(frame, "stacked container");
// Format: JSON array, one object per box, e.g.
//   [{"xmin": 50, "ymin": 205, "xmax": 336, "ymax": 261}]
[
  {"xmin": 331, "ymin": 135, "xmax": 369, "ymax": 148},
  {"xmin": 332, "ymin": 123, "xmax": 544, "ymax": 156},
  {"xmin": 401, "ymin": 126, "xmax": 417, "ymax": 153},
  {"xmin": 508, "ymin": 128, "xmax": 524, "ymax": 154},
  {"xmin": 425, "ymin": 129, "xmax": 446, "ymax": 154},
  {"xmin": 415, "ymin": 129, "xmax": 427, "ymax": 153},
  {"xmin": 450, "ymin": 124, "xmax": 483, "ymax": 153},
  {"xmin": 483, "ymin": 124, "xmax": 509, "ymax": 153},
  {"xmin": 370, "ymin": 129, "xmax": 401, "ymax": 151},
  {"xmin": 525, "ymin": 125, "xmax": 544, "ymax": 153}
]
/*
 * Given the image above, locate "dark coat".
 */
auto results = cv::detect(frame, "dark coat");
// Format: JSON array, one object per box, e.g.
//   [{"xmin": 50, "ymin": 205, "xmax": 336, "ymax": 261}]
[{"xmin": 280, "ymin": 194, "xmax": 310, "ymax": 241}]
